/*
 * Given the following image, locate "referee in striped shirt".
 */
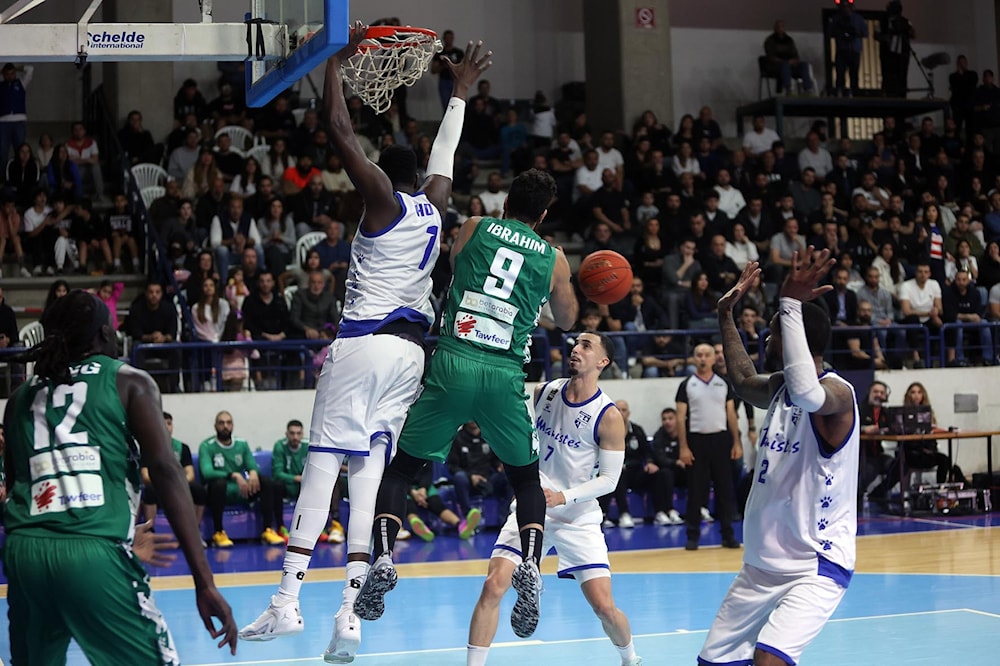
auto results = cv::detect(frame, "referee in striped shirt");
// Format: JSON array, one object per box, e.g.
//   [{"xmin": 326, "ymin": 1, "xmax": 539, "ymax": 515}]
[{"xmin": 677, "ymin": 343, "xmax": 743, "ymax": 551}]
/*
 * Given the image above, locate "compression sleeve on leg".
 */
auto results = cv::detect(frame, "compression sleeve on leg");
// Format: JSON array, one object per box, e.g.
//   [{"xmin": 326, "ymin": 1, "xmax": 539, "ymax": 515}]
[
  {"xmin": 779, "ymin": 297, "xmax": 827, "ymax": 413},
  {"xmin": 426, "ymin": 98, "xmax": 467, "ymax": 179},
  {"xmin": 561, "ymin": 448, "xmax": 624, "ymax": 505}
]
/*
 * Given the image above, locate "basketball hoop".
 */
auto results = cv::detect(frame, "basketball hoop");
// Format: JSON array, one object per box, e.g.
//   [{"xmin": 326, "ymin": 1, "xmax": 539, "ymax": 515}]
[{"xmin": 341, "ymin": 25, "xmax": 441, "ymax": 114}]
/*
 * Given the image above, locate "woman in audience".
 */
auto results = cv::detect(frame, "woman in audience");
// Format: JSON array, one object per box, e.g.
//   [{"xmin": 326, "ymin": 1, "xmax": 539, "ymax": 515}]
[
  {"xmin": 46, "ymin": 144, "xmax": 83, "ymax": 202},
  {"xmin": 182, "ymin": 148, "xmax": 220, "ymax": 200},
  {"xmin": 966, "ymin": 176, "xmax": 990, "ymax": 217},
  {"xmin": 900, "ymin": 382, "xmax": 963, "ymax": 484},
  {"xmin": 979, "ymin": 241, "xmax": 1000, "ymax": 291},
  {"xmin": 231, "ymin": 156, "xmax": 261, "ymax": 197},
  {"xmin": 457, "ymin": 196, "xmax": 485, "ymax": 227},
  {"xmin": 95, "ymin": 279, "xmax": 125, "ymax": 330},
  {"xmin": 632, "ymin": 217, "xmax": 667, "ymax": 299},
  {"xmin": 257, "ymin": 197, "xmax": 296, "ymax": 273},
  {"xmin": 279, "ymin": 248, "xmax": 333, "ymax": 294},
  {"xmin": 191, "ymin": 275, "xmax": 231, "ymax": 390},
  {"xmin": 36, "ymin": 133, "xmax": 54, "ymax": 168},
  {"xmin": 726, "ymin": 222, "xmax": 759, "ymax": 271},
  {"xmin": 946, "ymin": 239, "xmax": 979, "ymax": 284},
  {"xmin": 185, "ymin": 249, "xmax": 219, "ymax": 306},
  {"xmin": 671, "ymin": 140, "xmax": 701, "ymax": 179},
  {"xmin": 4, "ymin": 143, "xmax": 43, "ymax": 208},
  {"xmin": 672, "ymin": 114, "xmax": 696, "ymax": 151},
  {"xmin": 684, "ymin": 272, "xmax": 719, "ymax": 334},
  {"xmin": 262, "ymin": 138, "xmax": 292, "ymax": 179},
  {"xmin": 740, "ymin": 271, "xmax": 771, "ymax": 324},
  {"xmin": 872, "ymin": 241, "xmax": 906, "ymax": 295},
  {"xmin": 0, "ymin": 195, "xmax": 29, "ymax": 278},
  {"xmin": 43, "ymin": 278, "xmax": 70, "ymax": 313}
]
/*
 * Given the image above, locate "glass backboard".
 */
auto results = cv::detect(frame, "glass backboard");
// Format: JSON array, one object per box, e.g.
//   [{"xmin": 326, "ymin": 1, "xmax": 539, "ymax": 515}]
[{"xmin": 246, "ymin": 0, "xmax": 349, "ymax": 108}]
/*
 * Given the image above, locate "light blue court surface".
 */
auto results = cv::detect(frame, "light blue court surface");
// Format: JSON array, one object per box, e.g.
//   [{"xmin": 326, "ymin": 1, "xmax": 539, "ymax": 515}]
[{"xmin": 4, "ymin": 570, "xmax": 1000, "ymax": 665}]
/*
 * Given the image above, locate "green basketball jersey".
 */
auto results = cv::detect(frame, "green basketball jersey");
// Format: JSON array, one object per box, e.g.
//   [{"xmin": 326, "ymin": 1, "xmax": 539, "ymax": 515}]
[
  {"xmin": 198, "ymin": 436, "xmax": 257, "ymax": 482},
  {"xmin": 5, "ymin": 354, "xmax": 139, "ymax": 541},
  {"xmin": 272, "ymin": 438, "xmax": 308, "ymax": 494},
  {"xmin": 441, "ymin": 217, "xmax": 556, "ymax": 365}
]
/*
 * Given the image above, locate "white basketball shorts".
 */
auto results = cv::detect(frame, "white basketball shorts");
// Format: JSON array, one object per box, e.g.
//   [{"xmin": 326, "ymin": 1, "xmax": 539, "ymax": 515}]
[
  {"xmin": 492, "ymin": 512, "xmax": 611, "ymax": 583},
  {"xmin": 308, "ymin": 334, "xmax": 425, "ymax": 457},
  {"xmin": 698, "ymin": 563, "xmax": 848, "ymax": 666}
]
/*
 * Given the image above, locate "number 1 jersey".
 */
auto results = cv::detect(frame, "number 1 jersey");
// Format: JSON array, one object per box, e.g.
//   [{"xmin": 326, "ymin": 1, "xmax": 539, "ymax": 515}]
[
  {"xmin": 441, "ymin": 217, "xmax": 556, "ymax": 364},
  {"xmin": 6, "ymin": 355, "xmax": 140, "ymax": 542}
]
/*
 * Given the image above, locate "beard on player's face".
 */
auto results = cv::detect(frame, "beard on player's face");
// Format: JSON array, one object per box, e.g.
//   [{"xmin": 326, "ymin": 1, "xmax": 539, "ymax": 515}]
[{"xmin": 216, "ymin": 427, "xmax": 233, "ymax": 440}]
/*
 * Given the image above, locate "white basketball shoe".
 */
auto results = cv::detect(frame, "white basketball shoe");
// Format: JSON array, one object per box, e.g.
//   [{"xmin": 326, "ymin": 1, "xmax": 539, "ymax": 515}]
[
  {"xmin": 238, "ymin": 595, "xmax": 304, "ymax": 641},
  {"xmin": 323, "ymin": 608, "xmax": 362, "ymax": 663}
]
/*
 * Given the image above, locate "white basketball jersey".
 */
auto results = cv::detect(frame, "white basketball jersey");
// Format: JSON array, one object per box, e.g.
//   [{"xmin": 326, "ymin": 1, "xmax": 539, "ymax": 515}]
[
  {"xmin": 534, "ymin": 378, "xmax": 617, "ymax": 526},
  {"xmin": 338, "ymin": 191, "xmax": 440, "ymax": 337},
  {"xmin": 743, "ymin": 372, "xmax": 859, "ymax": 579}
]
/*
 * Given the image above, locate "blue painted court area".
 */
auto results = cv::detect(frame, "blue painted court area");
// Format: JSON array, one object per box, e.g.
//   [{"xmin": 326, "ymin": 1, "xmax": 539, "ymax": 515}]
[{"xmin": 3, "ymin": 570, "xmax": 997, "ymax": 665}]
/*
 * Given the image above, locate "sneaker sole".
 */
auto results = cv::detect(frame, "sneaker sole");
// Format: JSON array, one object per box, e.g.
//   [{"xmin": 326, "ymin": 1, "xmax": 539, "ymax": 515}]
[
  {"xmin": 460, "ymin": 510, "xmax": 482, "ymax": 539},
  {"xmin": 354, "ymin": 565, "xmax": 397, "ymax": 621},
  {"xmin": 510, "ymin": 563, "xmax": 541, "ymax": 638},
  {"xmin": 410, "ymin": 521, "xmax": 435, "ymax": 542},
  {"xmin": 324, "ymin": 633, "xmax": 360, "ymax": 663}
]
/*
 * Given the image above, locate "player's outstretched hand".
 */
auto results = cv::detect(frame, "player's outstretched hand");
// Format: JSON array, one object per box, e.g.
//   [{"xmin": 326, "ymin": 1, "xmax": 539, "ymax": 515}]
[
  {"xmin": 333, "ymin": 20, "xmax": 369, "ymax": 62},
  {"xmin": 780, "ymin": 246, "xmax": 836, "ymax": 303},
  {"xmin": 133, "ymin": 521, "xmax": 178, "ymax": 568},
  {"xmin": 444, "ymin": 40, "xmax": 493, "ymax": 91},
  {"xmin": 717, "ymin": 261, "xmax": 761, "ymax": 313},
  {"xmin": 197, "ymin": 586, "xmax": 238, "ymax": 655}
]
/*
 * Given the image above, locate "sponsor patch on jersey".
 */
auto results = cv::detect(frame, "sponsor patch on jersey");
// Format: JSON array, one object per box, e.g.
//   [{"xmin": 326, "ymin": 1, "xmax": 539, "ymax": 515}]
[
  {"xmin": 30, "ymin": 474, "xmax": 105, "ymax": 515},
  {"xmin": 460, "ymin": 290, "xmax": 519, "ymax": 324},
  {"xmin": 454, "ymin": 311, "xmax": 514, "ymax": 350},
  {"xmin": 574, "ymin": 411, "xmax": 592, "ymax": 428},
  {"xmin": 29, "ymin": 446, "xmax": 102, "ymax": 480}
]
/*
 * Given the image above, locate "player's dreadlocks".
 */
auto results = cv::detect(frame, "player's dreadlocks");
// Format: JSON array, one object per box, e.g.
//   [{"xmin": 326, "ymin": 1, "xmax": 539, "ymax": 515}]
[{"xmin": 17, "ymin": 290, "xmax": 110, "ymax": 385}]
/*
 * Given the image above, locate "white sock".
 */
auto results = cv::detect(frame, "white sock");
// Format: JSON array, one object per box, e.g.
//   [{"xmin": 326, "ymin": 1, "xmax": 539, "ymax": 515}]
[
  {"xmin": 467, "ymin": 644, "xmax": 490, "ymax": 666},
  {"xmin": 342, "ymin": 560, "xmax": 370, "ymax": 610},
  {"xmin": 276, "ymin": 550, "xmax": 311, "ymax": 602},
  {"xmin": 615, "ymin": 640, "xmax": 636, "ymax": 664}
]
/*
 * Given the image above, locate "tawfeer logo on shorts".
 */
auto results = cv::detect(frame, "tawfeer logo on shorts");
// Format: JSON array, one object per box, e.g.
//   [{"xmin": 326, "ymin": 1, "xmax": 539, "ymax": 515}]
[{"xmin": 454, "ymin": 311, "xmax": 514, "ymax": 350}]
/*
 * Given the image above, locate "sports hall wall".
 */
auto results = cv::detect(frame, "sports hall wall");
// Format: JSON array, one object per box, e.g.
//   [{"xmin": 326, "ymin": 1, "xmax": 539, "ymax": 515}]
[
  {"xmin": 13, "ymin": 1, "xmax": 997, "ymax": 140},
  {"xmin": 0, "ymin": 368, "xmax": 977, "ymax": 476}
]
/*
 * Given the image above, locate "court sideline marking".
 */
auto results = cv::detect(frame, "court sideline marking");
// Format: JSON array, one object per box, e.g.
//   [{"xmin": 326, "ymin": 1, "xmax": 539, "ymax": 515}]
[{"xmin": 188, "ymin": 608, "xmax": 997, "ymax": 665}]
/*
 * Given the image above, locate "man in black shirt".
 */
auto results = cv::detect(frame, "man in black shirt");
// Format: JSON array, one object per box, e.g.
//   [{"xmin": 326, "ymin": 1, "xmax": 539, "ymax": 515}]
[
  {"xmin": 649, "ymin": 407, "xmax": 686, "ymax": 524},
  {"xmin": 762, "ymin": 20, "xmax": 815, "ymax": 94},
  {"xmin": 432, "ymin": 30, "xmax": 464, "ymax": 110},
  {"xmin": 241, "ymin": 271, "xmax": 293, "ymax": 389},
  {"xmin": 124, "ymin": 282, "xmax": 180, "ymax": 393},
  {"xmin": 446, "ymin": 422, "xmax": 510, "ymax": 525},
  {"xmin": 949, "ymin": 55, "xmax": 979, "ymax": 136}
]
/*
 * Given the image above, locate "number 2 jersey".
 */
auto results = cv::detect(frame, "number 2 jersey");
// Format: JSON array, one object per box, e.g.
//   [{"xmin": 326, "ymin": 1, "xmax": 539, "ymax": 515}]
[
  {"xmin": 5, "ymin": 355, "xmax": 140, "ymax": 542},
  {"xmin": 441, "ymin": 216, "xmax": 556, "ymax": 364},
  {"xmin": 338, "ymin": 191, "xmax": 442, "ymax": 337},
  {"xmin": 743, "ymin": 372, "xmax": 860, "ymax": 581}
]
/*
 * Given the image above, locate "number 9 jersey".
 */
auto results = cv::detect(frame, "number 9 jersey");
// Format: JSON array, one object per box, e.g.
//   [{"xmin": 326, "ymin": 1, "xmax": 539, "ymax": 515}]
[{"xmin": 440, "ymin": 217, "xmax": 556, "ymax": 364}]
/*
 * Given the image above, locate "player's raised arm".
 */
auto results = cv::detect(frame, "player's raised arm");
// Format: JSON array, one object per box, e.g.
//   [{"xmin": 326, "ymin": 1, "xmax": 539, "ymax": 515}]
[
  {"xmin": 717, "ymin": 262, "xmax": 778, "ymax": 410},
  {"xmin": 421, "ymin": 40, "xmax": 493, "ymax": 216},
  {"xmin": 119, "ymin": 365, "xmax": 238, "ymax": 654},
  {"xmin": 779, "ymin": 248, "xmax": 855, "ymax": 422},
  {"xmin": 324, "ymin": 21, "xmax": 398, "ymax": 227},
  {"xmin": 549, "ymin": 249, "xmax": 579, "ymax": 330}
]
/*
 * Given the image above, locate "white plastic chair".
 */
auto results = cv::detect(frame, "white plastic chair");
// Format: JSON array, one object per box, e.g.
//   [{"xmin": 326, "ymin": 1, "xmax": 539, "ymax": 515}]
[
  {"xmin": 141, "ymin": 185, "xmax": 164, "ymax": 210},
  {"xmin": 246, "ymin": 144, "xmax": 270, "ymax": 166},
  {"xmin": 19, "ymin": 321, "xmax": 44, "ymax": 376},
  {"xmin": 215, "ymin": 125, "xmax": 254, "ymax": 152},
  {"xmin": 130, "ymin": 163, "xmax": 169, "ymax": 190},
  {"xmin": 294, "ymin": 231, "xmax": 326, "ymax": 269},
  {"xmin": 283, "ymin": 284, "xmax": 298, "ymax": 311}
]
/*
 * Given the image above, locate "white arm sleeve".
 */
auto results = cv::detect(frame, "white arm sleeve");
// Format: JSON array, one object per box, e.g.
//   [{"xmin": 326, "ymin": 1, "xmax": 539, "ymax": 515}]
[
  {"xmin": 780, "ymin": 297, "xmax": 827, "ymax": 413},
  {"xmin": 561, "ymin": 448, "xmax": 624, "ymax": 505},
  {"xmin": 425, "ymin": 97, "xmax": 467, "ymax": 179}
]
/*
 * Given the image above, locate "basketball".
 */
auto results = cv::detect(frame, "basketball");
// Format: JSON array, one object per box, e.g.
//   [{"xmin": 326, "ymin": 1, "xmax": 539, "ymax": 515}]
[{"xmin": 578, "ymin": 250, "xmax": 633, "ymax": 305}]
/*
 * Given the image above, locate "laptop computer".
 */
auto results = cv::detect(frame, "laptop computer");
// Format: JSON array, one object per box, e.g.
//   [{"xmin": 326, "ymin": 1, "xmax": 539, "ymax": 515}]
[{"xmin": 886, "ymin": 405, "xmax": 933, "ymax": 435}]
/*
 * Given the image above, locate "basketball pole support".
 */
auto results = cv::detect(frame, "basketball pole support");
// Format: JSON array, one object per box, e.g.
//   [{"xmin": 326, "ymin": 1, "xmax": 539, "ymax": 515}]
[{"xmin": 0, "ymin": 0, "xmax": 284, "ymax": 64}]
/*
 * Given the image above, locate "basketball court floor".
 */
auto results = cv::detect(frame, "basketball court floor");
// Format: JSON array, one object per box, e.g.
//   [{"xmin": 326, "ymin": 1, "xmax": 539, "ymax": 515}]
[{"xmin": 2, "ymin": 511, "xmax": 997, "ymax": 665}]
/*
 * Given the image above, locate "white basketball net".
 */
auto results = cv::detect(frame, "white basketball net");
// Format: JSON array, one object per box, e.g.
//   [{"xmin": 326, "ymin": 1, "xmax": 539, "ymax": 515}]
[{"xmin": 341, "ymin": 29, "xmax": 442, "ymax": 114}]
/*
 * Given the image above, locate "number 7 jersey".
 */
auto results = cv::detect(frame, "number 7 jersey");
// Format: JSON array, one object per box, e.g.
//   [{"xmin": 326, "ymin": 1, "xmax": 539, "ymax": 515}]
[
  {"xmin": 441, "ymin": 217, "xmax": 556, "ymax": 364},
  {"xmin": 5, "ymin": 355, "xmax": 141, "ymax": 542}
]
